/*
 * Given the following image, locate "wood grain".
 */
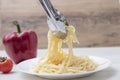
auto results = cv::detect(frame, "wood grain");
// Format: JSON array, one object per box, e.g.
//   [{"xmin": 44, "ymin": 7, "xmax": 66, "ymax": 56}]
[{"xmin": 0, "ymin": 0, "xmax": 120, "ymax": 49}]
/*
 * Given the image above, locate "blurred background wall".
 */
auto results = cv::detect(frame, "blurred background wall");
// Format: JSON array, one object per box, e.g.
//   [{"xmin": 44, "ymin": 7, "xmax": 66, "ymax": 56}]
[{"xmin": 0, "ymin": 0, "xmax": 120, "ymax": 49}]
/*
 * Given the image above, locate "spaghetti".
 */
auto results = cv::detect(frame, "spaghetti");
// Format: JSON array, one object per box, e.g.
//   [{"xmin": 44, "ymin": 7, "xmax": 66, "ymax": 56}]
[{"xmin": 33, "ymin": 25, "xmax": 98, "ymax": 74}]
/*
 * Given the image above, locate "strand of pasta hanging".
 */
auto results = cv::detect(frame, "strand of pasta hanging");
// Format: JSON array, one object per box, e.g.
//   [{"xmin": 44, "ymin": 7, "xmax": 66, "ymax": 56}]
[{"xmin": 33, "ymin": 25, "xmax": 98, "ymax": 74}]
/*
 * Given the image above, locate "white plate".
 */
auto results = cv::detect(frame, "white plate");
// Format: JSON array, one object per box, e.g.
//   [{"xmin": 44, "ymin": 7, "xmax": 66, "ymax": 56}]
[{"xmin": 17, "ymin": 56, "xmax": 111, "ymax": 80}]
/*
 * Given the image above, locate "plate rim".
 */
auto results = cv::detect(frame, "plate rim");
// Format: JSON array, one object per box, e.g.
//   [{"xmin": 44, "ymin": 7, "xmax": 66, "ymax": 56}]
[{"xmin": 16, "ymin": 55, "xmax": 111, "ymax": 78}]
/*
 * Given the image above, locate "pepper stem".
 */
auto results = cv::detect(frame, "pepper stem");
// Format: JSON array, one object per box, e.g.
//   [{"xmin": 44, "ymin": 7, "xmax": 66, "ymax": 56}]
[{"xmin": 12, "ymin": 20, "xmax": 21, "ymax": 33}]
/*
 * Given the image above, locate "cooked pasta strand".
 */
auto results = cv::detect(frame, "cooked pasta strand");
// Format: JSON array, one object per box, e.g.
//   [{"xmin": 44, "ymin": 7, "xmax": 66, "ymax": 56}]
[{"xmin": 33, "ymin": 25, "xmax": 98, "ymax": 74}]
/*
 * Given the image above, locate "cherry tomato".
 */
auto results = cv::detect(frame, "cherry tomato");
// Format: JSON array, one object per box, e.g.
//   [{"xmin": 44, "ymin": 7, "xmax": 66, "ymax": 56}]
[{"xmin": 0, "ymin": 57, "xmax": 13, "ymax": 73}]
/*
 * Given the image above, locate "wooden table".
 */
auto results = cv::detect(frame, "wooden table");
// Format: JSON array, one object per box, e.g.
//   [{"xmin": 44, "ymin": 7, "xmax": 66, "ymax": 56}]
[
  {"xmin": 0, "ymin": 47, "xmax": 120, "ymax": 80},
  {"xmin": 0, "ymin": 0, "xmax": 120, "ymax": 49}
]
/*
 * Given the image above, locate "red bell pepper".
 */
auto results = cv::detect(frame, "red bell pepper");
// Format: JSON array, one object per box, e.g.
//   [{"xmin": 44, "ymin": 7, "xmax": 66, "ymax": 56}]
[
  {"xmin": 3, "ymin": 21, "xmax": 38, "ymax": 64},
  {"xmin": 0, "ymin": 56, "xmax": 13, "ymax": 73}
]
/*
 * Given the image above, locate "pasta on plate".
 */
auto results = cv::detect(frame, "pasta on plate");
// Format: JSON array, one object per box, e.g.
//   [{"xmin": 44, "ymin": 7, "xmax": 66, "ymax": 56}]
[{"xmin": 33, "ymin": 25, "xmax": 98, "ymax": 74}]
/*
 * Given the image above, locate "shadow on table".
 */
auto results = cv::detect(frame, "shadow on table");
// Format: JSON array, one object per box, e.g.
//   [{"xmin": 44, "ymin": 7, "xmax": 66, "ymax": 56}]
[
  {"xmin": 77, "ymin": 67, "xmax": 118, "ymax": 80},
  {"xmin": 20, "ymin": 67, "xmax": 117, "ymax": 80}
]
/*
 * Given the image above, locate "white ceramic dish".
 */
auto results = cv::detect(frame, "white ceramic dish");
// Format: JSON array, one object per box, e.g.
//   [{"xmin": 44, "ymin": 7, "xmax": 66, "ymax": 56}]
[{"xmin": 17, "ymin": 56, "xmax": 111, "ymax": 80}]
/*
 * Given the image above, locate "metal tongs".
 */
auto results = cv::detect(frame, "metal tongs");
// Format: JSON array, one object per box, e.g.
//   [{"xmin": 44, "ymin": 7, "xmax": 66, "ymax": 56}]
[{"xmin": 38, "ymin": 0, "xmax": 69, "ymax": 39}]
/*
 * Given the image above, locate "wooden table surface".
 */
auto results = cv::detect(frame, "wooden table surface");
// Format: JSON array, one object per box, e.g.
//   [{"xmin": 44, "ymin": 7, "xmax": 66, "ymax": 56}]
[{"xmin": 0, "ymin": 0, "xmax": 120, "ymax": 49}]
